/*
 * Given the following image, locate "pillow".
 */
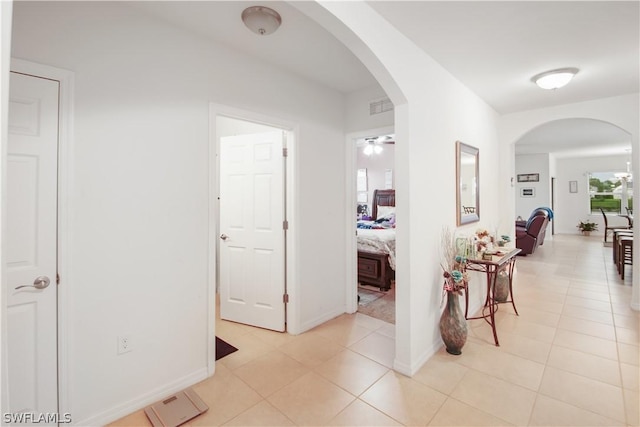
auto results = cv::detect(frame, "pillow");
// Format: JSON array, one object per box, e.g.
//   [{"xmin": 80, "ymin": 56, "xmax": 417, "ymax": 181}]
[{"xmin": 376, "ymin": 205, "xmax": 395, "ymax": 220}]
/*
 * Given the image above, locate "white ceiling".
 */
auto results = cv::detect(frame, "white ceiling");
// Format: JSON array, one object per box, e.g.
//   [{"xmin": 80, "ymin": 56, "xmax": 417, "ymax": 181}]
[{"xmin": 128, "ymin": 1, "xmax": 639, "ymax": 155}]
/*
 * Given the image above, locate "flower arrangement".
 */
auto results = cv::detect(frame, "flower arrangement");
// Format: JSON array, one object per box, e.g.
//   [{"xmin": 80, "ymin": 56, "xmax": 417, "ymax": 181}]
[
  {"xmin": 498, "ymin": 234, "xmax": 511, "ymax": 247},
  {"xmin": 577, "ymin": 220, "xmax": 598, "ymax": 232},
  {"xmin": 474, "ymin": 228, "xmax": 495, "ymax": 253},
  {"xmin": 441, "ymin": 228, "xmax": 469, "ymax": 297}
]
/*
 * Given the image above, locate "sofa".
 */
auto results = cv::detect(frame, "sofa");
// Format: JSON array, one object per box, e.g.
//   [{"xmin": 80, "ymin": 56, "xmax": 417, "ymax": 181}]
[{"xmin": 516, "ymin": 208, "xmax": 550, "ymax": 255}]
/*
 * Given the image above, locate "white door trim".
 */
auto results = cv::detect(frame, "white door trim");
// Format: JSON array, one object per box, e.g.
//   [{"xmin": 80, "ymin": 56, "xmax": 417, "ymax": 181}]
[
  {"xmin": 3, "ymin": 58, "xmax": 75, "ymax": 418},
  {"xmin": 344, "ymin": 126, "xmax": 395, "ymax": 314},
  {"xmin": 208, "ymin": 103, "xmax": 299, "ymax": 374}
]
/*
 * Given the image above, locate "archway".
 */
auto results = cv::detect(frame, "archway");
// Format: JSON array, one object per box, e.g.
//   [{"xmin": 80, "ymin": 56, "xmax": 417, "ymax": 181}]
[{"xmin": 500, "ymin": 95, "xmax": 640, "ymax": 310}]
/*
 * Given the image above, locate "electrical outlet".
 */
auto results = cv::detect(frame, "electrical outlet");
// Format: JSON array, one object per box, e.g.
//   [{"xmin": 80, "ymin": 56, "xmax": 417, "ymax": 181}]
[{"xmin": 117, "ymin": 335, "xmax": 132, "ymax": 354}]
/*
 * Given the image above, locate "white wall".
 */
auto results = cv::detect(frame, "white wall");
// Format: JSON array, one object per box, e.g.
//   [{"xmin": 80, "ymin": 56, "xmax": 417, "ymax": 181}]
[
  {"xmin": 554, "ymin": 155, "xmax": 632, "ymax": 235},
  {"xmin": 345, "ymin": 84, "xmax": 394, "ymax": 133},
  {"xmin": 313, "ymin": 2, "xmax": 503, "ymax": 375},
  {"xmin": 356, "ymin": 145, "xmax": 395, "ymax": 215},
  {"xmin": 515, "ymin": 153, "xmax": 551, "ymax": 219},
  {"xmin": 11, "ymin": 2, "xmax": 349, "ymax": 424}
]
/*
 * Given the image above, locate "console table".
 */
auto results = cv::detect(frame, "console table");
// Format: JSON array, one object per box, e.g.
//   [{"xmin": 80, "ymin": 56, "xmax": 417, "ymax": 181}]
[{"xmin": 465, "ymin": 248, "xmax": 521, "ymax": 346}]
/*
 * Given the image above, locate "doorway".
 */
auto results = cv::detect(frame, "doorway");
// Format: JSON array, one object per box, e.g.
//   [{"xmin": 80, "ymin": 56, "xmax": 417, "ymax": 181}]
[
  {"xmin": 209, "ymin": 105, "xmax": 299, "ymax": 361},
  {"xmin": 350, "ymin": 129, "xmax": 396, "ymax": 325}
]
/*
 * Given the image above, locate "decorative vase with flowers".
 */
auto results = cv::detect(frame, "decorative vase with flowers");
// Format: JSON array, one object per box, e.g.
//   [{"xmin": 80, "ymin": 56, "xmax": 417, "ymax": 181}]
[{"xmin": 439, "ymin": 228, "xmax": 469, "ymax": 355}]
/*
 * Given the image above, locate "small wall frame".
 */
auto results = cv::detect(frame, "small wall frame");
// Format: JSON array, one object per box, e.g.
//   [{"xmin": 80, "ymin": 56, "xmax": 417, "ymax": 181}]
[
  {"xmin": 520, "ymin": 188, "xmax": 535, "ymax": 197},
  {"xmin": 569, "ymin": 180, "xmax": 578, "ymax": 193},
  {"xmin": 517, "ymin": 173, "xmax": 539, "ymax": 183}
]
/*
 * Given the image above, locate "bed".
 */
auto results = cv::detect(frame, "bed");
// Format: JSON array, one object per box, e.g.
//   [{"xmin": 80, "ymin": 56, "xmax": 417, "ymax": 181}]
[{"xmin": 357, "ymin": 189, "xmax": 396, "ymax": 291}]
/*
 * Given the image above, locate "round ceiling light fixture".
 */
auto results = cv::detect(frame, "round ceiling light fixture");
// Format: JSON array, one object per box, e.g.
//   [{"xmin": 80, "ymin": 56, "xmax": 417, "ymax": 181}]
[
  {"xmin": 241, "ymin": 6, "xmax": 282, "ymax": 36},
  {"xmin": 532, "ymin": 67, "xmax": 579, "ymax": 90}
]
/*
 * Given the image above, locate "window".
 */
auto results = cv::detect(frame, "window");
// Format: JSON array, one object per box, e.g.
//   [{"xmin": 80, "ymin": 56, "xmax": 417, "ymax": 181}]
[{"xmin": 588, "ymin": 171, "xmax": 633, "ymax": 214}]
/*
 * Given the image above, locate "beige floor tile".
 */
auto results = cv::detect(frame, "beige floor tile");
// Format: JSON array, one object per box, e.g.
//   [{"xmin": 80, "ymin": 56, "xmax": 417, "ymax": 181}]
[
  {"xmin": 217, "ymin": 332, "xmax": 275, "ymax": 371},
  {"xmin": 553, "ymin": 328, "xmax": 619, "ymax": 360},
  {"xmin": 412, "ymin": 348, "xmax": 469, "ymax": 395},
  {"xmin": 505, "ymin": 305, "xmax": 560, "ymax": 328},
  {"xmin": 360, "ymin": 371, "xmax": 447, "ymax": 426},
  {"xmin": 618, "ymin": 342, "xmax": 640, "ymax": 366},
  {"xmin": 557, "ymin": 315, "xmax": 617, "ymax": 340},
  {"xmin": 612, "ymin": 301, "xmax": 638, "ymax": 316},
  {"xmin": 233, "ymin": 349, "xmax": 309, "ymax": 397},
  {"xmin": 547, "ymin": 345, "xmax": 621, "ymax": 386},
  {"xmin": 327, "ymin": 399, "xmax": 402, "ymax": 426},
  {"xmin": 538, "ymin": 366, "xmax": 626, "ymax": 422},
  {"xmin": 248, "ymin": 326, "xmax": 300, "ymax": 348},
  {"xmin": 613, "ymin": 312, "xmax": 640, "ymax": 330},
  {"xmin": 428, "ymin": 397, "xmax": 513, "ymax": 426},
  {"xmin": 376, "ymin": 322, "xmax": 396, "ymax": 339},
  {"xmin": 223, "ymin": 401, "xmax": 294, "ymax": 426},
  {"xmin": 623, "ymin": 389, "xmax": 639, "ymax": 427},
  {"xmin": 529, "ymin": 394, "xmax": 624, "ymax": 426},
  {"xmin": 348, "ymin": 332, "xmax": 395, "ymax": 368},
  {"xmin": 267, "ymin": 372, "xmax": 355, "ymax": 426},
  {"xmin": 107, "ymin": 410, "xmax": 152, "ymax": 427},
  {"xmin": 489, "ymin": 329, "xmax": 553, "ymax": 364},
  {"xmin": 620, "ymin": 362, "xmax": 639, "ymax": 391},
  {"xmin": 567, "ymin": 286, "xmax": 611, "ymax": 302},
  {"xmin": 311, "ymin": 315, "xmax": 376, "ymax": 347},
  {"xmin": 498, "ymin": 316, "xmax": 557, "ymax": 343},
  {"xmin": 216, "ymin": 318, "xmax": 256, "ymax": 340},
  {"xmin": 564, "ymin": 295, "xmax": 612, "ymax": 313},
  {"xmin": 514, "ymin": 298, "xmax": 565, "ymax": 315},
  {"xmin": 314, "ymin": 349, "xmax": 389, "ymax": 396},
  {"xmin": 450, "ymin": 369, "xmax": 537, "ymax": 426},
  {"xmin": 354, "ymin": 312, "xmax": 389, "ymax": 330},
  {"xmin": 454, "ymin": 340, "xmax": 545, "ymax": 391},
  {"xmin": 191, "ymin": 368, "xmax": 263, "ymax": 426},
  {"xmin": 615, "ymin": 326, "xmax": 639, "ymax": 346},
  {"xmin": 278, "ymin": 333, "xmax": 345, "ymax": 368},
  {"xmin": 562, "ymin": 303, "xmax": 614, "ymax": 325}
]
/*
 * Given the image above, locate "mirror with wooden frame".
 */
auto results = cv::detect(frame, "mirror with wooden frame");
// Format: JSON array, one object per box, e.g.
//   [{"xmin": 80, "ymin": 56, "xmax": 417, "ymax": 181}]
[{"xmin": 456, "ymin": 141, "xmax": 480, "ymax": 226}]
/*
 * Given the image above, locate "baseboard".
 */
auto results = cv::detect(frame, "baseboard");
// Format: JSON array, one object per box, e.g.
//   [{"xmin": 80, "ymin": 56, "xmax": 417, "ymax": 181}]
[
  {"xmin": 73, "ymin": 368, "xmax": 209, "ymax": 427},
  {"xmin": 393, "ymin": 337, "xmax": 442, "ymax": 377},
  {"xmin": 298, "ymin": 306, "xmax": 346, "ymax": 334}
]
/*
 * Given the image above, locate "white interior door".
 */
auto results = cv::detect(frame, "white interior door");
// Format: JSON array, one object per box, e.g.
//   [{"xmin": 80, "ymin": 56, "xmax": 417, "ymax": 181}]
[
  {"xmin": 5, "ymin": 72, "xmax": 59, "ymax": 424},
  {"xmin": 219, "ymin": 131, "xmax": 286, "ymax": 332}
]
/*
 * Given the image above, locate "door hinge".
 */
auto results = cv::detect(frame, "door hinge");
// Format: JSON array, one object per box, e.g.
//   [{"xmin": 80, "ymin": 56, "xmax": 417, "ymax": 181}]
[
  {"xmin": 283, "ymin": 293, "xmax": 289, "ymax": 303},
  {"xmin": 282, "ymin": 147, "xmax": 288, "ymax": 157},
  {"xmin": 283, "ymin": 220, "xmax": 289, "ymax": 230},
  {"xmin": 56, "ymin": 273, "xmax": 60, "ymax": 285}
]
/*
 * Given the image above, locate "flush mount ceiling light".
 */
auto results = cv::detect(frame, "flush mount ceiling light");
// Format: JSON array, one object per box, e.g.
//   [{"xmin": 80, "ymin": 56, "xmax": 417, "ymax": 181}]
[
  {"xmin": 241, "ymin": 6, "xmax": 282, "ymax": 36},
  {"xmin": 532, "ymin": 67, "xmax": 579, "ymax": 90}
]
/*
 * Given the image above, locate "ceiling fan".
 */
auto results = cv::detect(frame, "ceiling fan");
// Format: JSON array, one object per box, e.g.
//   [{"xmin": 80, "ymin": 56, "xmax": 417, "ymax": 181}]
[{"xmin": 361, "ymin": 135, "xmax": 395, "ymax": 156}]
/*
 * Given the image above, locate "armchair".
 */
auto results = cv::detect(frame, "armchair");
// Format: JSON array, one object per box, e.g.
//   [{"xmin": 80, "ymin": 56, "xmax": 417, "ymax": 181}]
[{"xmin": 516, "ymin": 210, "xmax": 549, "ymax": 255}]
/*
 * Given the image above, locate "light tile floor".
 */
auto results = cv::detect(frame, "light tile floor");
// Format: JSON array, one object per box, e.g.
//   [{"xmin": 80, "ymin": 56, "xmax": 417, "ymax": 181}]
[{"xmin": 111, "ymin": 234, "xmax": 639, "ymax": 426}]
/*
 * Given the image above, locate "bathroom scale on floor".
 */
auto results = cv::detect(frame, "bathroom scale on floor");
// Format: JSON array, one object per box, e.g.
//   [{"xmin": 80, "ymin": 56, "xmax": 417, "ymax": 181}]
[{"xmin": 144, "ymin": 387, "xmax": 208, "ymax": 427}]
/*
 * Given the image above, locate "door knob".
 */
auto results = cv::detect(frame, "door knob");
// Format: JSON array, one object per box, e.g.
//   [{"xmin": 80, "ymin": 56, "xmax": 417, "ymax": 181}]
[
  {"xmin": 15, "ymin": 275, "xmax": 51, "ymax": 290},
  {"xmin": 220, "ymin": 234, "xmax": 229, "ymax": 241}
]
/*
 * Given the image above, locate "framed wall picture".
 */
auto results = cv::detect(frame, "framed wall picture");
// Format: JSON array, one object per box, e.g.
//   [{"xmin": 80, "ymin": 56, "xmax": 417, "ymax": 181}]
[
  {"xmin": 517, "ymin": 173, "xmax": 539, "ymax": 182},
  {"xmin": 520, "ymin": 188, "xmax": 535, "ymax": 197},
  {"xmin": 569, "ymin": 180, "xmax": 578, "ymax": 193}
]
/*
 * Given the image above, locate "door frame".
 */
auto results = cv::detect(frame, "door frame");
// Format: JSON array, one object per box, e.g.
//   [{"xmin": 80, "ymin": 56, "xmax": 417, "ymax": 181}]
[
  {"xmin": 208, "ymin": 103, "xmax": 298, "ymax": 373},
  {"xmin": 345, "ymin": 126, "xmax": 395, "ymax": 314},
  {"xmin": 1, "ymin": 59, "xmax": 74, "ymax": 417}
]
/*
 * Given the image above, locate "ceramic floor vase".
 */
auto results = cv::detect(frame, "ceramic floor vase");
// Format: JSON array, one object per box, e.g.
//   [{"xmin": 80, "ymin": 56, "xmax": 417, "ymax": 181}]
[
  {"xmin": 439, "ymin": 291, "xmax": 468, "ymax": 355},
  {"xmin": 494, "ymin": 269, "xmax": 510, "ymax": 303}
]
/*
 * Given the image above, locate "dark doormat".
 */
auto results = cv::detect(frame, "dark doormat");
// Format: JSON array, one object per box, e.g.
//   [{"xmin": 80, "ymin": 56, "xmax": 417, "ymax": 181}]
[{"xmin": 215, "ymin": 336, "xmax": 238, "ymax": 360}]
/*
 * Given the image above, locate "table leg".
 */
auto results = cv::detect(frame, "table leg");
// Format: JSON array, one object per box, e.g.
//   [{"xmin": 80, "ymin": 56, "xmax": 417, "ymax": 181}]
[
  {"xmin": 507, "ymin": 258, "xmax": 519, "ymax": 316},
  {"xmin": 487, "ymin": 268, "xmax": 500, "ymax": 346}
]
